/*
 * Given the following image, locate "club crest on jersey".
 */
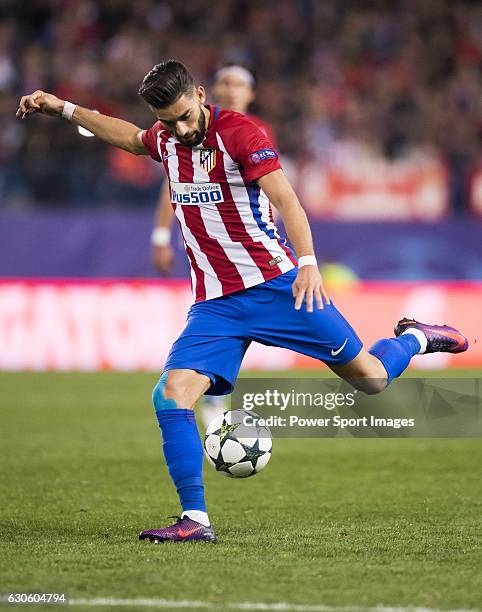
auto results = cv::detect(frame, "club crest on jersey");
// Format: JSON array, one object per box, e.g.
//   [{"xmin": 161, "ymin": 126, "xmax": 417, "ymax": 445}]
[{"xmin": 199, "ymin": 148, "xmax": 216, "ymax": 173}]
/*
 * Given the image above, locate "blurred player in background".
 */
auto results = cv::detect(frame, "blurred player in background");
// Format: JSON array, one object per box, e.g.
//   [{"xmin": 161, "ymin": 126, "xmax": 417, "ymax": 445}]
[
  {"xmin": 17, "ymin": 60, "xmax": 469, "ymax": 545},
  {"xmin": 151, "ymin": 65, "xmax": 274, "ymax": 427}
]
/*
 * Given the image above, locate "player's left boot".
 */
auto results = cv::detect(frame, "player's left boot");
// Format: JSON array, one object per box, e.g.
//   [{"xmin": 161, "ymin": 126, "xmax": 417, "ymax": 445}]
[
  {"xmin": 394, "ymin": 318, "xmax": 468, "ymax": 354},
  {"xmin": 139, "ymin": 516, "xmax": 216, "ymax": 543}
]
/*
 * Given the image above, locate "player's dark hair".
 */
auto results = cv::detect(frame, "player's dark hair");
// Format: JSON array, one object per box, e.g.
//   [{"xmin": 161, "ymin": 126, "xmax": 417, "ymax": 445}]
[{"xmin": 138, "ymin": 60, "xmax": 194, "ymax": 108}]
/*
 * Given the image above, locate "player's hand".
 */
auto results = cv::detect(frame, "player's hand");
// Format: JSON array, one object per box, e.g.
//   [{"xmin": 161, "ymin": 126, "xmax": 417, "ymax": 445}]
[
  {"xmin": 152, "ymin": 245, "xmax": 174, "ymax": 275},
  {"xmin": 16, "ymin": 90, "xmax": 65, "ymax": 119},
  {"xmin": 292, "ymin": 265, "xmax": 330, "ymax": 312}
]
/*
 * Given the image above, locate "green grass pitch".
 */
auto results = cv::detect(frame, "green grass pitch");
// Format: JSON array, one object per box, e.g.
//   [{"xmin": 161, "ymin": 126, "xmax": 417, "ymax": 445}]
[{"xmin": 1, "ymin": 371, "xmax": 481, "ymax": 611}]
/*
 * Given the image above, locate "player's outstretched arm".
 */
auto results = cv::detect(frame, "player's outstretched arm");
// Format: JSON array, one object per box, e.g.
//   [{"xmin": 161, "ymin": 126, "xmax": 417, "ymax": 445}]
[
  {"xmin": 151, "ymin": 182, "xmax": 176, "ymax": 275},
  {"xmin": 258, "ymin": 169, "xmax": 330, "ymax": 312},
  {"xmin": 16, "ymin": 90, "xmax": 147, "ymax": 155}
]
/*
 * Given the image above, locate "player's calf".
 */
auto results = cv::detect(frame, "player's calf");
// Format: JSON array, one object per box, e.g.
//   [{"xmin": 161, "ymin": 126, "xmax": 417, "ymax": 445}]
[
  {"xmin": 337, "ymin": 319, "xmax": 469, "ymax": 395},
  {"xmin": 145, "ymin": 369, "xmax": 213, "ymax": 543}
]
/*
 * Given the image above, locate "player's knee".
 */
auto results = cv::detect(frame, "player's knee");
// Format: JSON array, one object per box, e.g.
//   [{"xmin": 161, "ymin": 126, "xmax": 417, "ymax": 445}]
[
  {"xmin": 353, "ymin": 377, "xmax": 387, "ymax": 395},
  {"xmin": 348, "ymin": 358, "xmax": 388, "ymax": 395},
  {"xmin": 367, "ymin": 358, "xmax": 388, "ymax": 393},
  {"xmin": 152, "ymin": 372, "xmax": 178, "ymax": 411}
]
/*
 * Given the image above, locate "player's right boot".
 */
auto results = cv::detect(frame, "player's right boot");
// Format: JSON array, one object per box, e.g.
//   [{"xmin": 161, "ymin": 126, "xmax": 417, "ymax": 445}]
[
  {"xmin": 394, "ymin": 318, "xmax": 469, "ymax": 354},
  {"xmin": 139, "ymin": 516, "xmax": 216, "ymax": 543}
]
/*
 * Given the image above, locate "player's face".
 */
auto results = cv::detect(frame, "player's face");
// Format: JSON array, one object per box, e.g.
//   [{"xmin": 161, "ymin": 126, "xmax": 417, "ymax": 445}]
[
  {"xmin": 152, "ymin": 86, "xmax": 207, "ymax": 147},
  {"xmin": 213, "ymin": 74, "xmax": 255, "ymax": 114}
]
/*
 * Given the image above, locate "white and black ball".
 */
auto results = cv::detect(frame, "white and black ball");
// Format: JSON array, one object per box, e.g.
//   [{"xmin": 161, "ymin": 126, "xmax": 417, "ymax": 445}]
[{"xmin": 204, "ymin": 409, "xmax": 272, "ymax": 478}]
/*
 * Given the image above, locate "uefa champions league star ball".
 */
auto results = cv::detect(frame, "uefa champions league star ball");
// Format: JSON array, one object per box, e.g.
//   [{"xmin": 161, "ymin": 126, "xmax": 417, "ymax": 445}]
[{"xmin": 204, "ymin": 409, "xmax": 272, "ymax": 478}]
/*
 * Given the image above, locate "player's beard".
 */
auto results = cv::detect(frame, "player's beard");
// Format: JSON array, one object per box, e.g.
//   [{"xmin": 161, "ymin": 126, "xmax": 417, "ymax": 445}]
[{"xmin": 178, "ymin": 107, "xmax": 206, "ymax": 148}]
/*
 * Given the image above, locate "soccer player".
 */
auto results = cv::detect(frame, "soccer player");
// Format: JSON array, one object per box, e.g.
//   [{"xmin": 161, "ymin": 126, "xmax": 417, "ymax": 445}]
[
  {"xmin": 151, "ymin": 64, "xmax": 273, "ymax": 427},
  {"xmin": 17, "ymin": 60, "xmax": 469, "ymax": 544}
]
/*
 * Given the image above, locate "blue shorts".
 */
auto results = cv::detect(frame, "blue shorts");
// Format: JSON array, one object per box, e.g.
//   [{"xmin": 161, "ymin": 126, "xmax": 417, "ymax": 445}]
[{"xmin": 164, "ymin": 268, "xmax": 363, "ymax": 395}]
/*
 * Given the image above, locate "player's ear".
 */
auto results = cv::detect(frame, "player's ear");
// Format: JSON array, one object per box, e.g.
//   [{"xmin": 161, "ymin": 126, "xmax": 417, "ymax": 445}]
[{"xmin": 195, "ymin": 86, "xmax": 206, "ymax": 105}]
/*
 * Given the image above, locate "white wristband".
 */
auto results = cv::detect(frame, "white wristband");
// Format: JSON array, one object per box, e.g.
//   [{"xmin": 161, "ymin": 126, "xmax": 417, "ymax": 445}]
[
  {"xmin": 62, "ymin": 101, "xmax": 77, "ymax": 120},
  {"xmin": 151, "ymin": 227, "xmax": 171, "ymax": 247},
  {"xmin": 298, "ymin": 255, "xmax": 318, "ymax": 268}
]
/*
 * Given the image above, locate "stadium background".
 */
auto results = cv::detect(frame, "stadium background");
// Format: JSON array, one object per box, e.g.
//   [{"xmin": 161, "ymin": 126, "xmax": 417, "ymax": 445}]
[
  {"xmin": 1, "ymin": 2, "xmax": 482, "ymax": 610},
  {"xmin": 0, "ymin": 0, "xmax": 481, "ymax": 371}
]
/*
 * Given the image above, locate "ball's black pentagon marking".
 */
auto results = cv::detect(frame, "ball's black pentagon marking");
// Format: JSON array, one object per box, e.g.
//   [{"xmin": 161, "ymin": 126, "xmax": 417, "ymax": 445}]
[
  {"xmin": 213, "ymin": 452, "xmax": 233, "ymax": 473},
  {"xmin": 241, "ymin": 439, "xmax": 266, "ymax": 468}
]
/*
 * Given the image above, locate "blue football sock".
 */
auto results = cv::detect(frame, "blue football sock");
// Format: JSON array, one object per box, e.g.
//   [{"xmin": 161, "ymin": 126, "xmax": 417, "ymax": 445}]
[
  {"xmin": 152, "ymin": 376, "xmax": 206, "ymax": 513},
  {"xmin": 369, "ymin": 334, "xmax": 421, "ymax": 384},
  {"xmin": 155, "ymin": 408, "xmax": 206, "ymax": 512}
]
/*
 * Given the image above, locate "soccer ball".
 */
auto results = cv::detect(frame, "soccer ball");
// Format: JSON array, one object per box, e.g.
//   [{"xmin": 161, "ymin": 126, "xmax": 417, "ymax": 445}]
[{"xmin": 204, "ymin": 409, "xmax": 272, "ymax": 478}]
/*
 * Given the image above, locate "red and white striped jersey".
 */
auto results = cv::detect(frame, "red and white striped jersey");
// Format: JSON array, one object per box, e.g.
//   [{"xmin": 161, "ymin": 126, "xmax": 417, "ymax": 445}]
[{"xmin": 142, "ymin": 105, "xmax": 296, "ymax": 302}]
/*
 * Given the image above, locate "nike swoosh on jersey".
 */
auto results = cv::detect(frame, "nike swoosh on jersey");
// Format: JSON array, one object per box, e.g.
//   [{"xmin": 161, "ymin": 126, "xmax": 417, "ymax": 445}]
[{"xmin": 331, "ymin": 338, "xmax": 348, "ymax": 356}]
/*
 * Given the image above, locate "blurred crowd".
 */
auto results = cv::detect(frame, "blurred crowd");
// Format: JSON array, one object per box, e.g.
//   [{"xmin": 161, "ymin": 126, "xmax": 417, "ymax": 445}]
[{"xmin": 0, "ymin": 0, "xmax": 480, "ymax": 212}]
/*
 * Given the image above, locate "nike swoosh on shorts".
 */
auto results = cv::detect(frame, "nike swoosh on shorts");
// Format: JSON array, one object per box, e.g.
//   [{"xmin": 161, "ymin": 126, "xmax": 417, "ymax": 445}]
[{"xmin": 331, "ymin": 338, "xmax": 348, "ymax": 356}]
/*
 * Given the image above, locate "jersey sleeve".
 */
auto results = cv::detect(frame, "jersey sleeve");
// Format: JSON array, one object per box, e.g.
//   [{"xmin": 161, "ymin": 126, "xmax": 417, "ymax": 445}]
[
  {"xmin": 231, "ymin": 117, "xmax": 281, "ymax": 182},
  {"xmin": 141, "ymin": 122, "xmax": 162, "ymax": 162}
]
